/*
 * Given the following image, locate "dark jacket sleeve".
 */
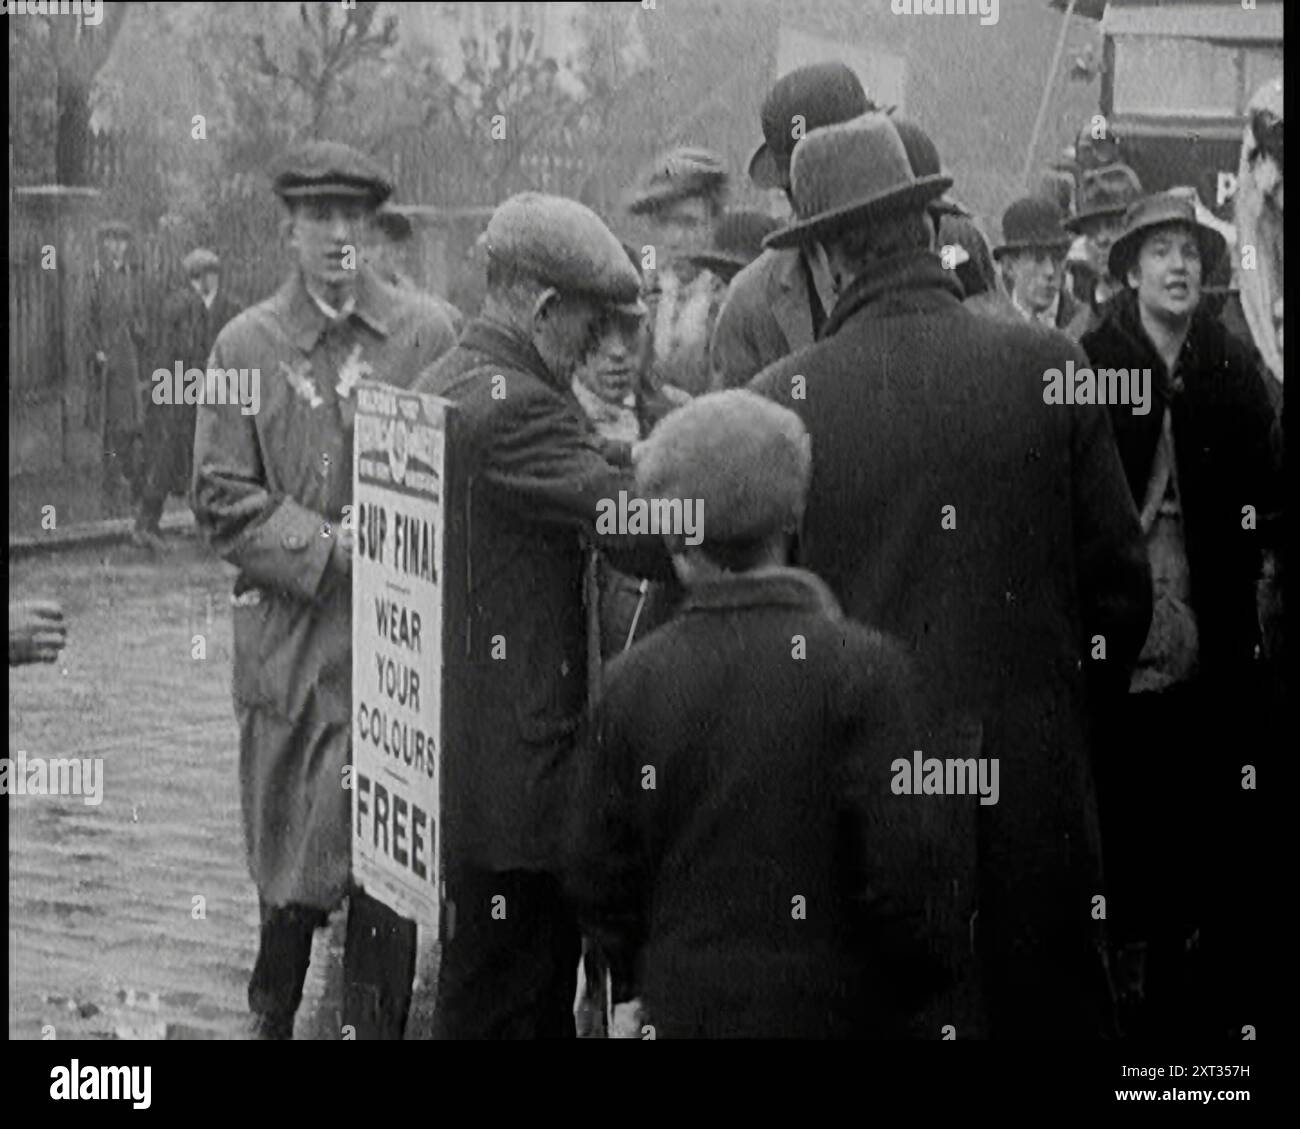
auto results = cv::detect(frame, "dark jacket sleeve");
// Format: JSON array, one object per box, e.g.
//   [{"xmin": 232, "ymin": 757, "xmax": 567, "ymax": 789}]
[
  {"xmin": 192, "ymin": 332, "xmax": 339, "ymax": 602},
  {"xmin": 563, "ymin": 682, "xmax": 650, "ymax": 992},
  {"xmin": 480, "ymin": 381, "xmax": 673, "ymax": 581},
  {"xmin": 1068, "ymin": 374, "xmax": 1153, "ymax": 684}
]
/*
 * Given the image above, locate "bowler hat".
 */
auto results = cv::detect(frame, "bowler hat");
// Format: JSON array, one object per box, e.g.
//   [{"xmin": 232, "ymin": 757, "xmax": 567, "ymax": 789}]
[
  {"xmin": 992, "ymin": 196, "xmax": 1074, "ymax": 259},
  {"xmin": 272, "ymin": 140, "xmax": 392, "ymax": 205},
  {"xmin": 1065, "ymin": 163, "xmax": 1143, "ymax": 233},
  {"xmin": 485, "ymin": 192, "xmax": 646, "ymax": 316},
  {"xmin": 182, "ymin": 247, "xmax": 220, "ymax": 277},
  {"xmin": 626, "ymin": 147, "xmax": 729, "ymax": 216},
  {"xmin": 749, "ymin": 62, "xmax": 875, "ymax": 190},
  {"xmin": 1107, "ymin": 190, "xmax": 1227, "ymax": 284},
  {"xmin": 635, "ymin": 389, "xmax": 811, "ymax": 545},
  {"xmin": 685, "ymin": 209, "xmax": 780, "ymax": 276},
  {"xmin": 892, "ymin": 117, "xmax": 967, "ymax": 217},
  {"xmin": 763, "ymin": 113, "xmax": 953, "ymax": 251}
]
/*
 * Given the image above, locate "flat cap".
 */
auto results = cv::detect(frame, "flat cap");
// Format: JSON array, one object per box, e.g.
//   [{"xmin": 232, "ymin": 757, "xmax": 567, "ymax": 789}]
[
  {"xmin": 635, "ymin": 389, "xmax": 812, "ymax": 546},
  {"xmin": 627, "ymin": 147, "xmax": 729, "ymax": 216},
  {"xmin": 485, "ymin": 192, "xmax": 644, "ymax": 312},
  {"xmin": 271, "ymin": 140, "xmax": 392, "ymax": 204},
  {"xmin": 182, "ymin": 247, "xmax": 221, "ymax": 276}
]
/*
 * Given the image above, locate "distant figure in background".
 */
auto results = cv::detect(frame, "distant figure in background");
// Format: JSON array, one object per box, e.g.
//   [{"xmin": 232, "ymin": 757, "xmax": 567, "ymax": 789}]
[
  {"xmin": 1064, "ymin": 163, "xmax": 1144, "ymax": 334},
  {"xmin": 9, "ymin": 600, "xmax": 67, "ymax": 666},
  {"xmin": 136, "ymin": 248, "xmax": 237, "ymax": 552},
  {"xmin": 371, "ymin": 205, "xmax": 466, "ymax": 336},
  {"xmin": 626, "ymin": 146, "xmax": 730, "ymax": 399},
  {"xmin": 677, "ymin": 208, "xmax": 778, "ymax": 391},
  {"xmin": 993, "ymin": 196, "xmax": 1089, "ymax": 339},
  {"xmin": 85, "ymin": 220, "xmax": 147, "ymax": 522}
]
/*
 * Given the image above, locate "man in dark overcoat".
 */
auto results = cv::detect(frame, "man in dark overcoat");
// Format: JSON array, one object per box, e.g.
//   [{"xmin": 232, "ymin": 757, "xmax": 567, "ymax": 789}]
[
  {"xmin": 566, "ymin": 389, "xmax": 947, "ymax": 1038},
  {"xmin": 192, "ymin": 141, "xmax": 457, "ymax": 1039},
  {"xmin": 750, "ymin": 114, "xmax": 1153, "ymax": 1038},
  {"xmin": 413, "ymin": 192, "xmax": 673, "ymax": 1039},
  {"xmin": 85, "ymin": 220, "xmax": 147, "ymax": 520},
  {"xmin": 138, "ymin": 247, "xmax": 238, "ymax": 549}
]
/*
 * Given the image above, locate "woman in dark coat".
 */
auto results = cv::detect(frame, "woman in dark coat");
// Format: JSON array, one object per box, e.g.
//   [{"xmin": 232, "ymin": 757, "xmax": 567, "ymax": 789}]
[{"xmin": 1080, "ymin": 192, "xmax": 1280, "ymax": 1039}]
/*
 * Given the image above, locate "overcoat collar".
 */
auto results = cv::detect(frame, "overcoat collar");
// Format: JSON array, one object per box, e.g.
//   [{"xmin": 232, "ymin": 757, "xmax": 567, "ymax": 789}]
[
  {"xmin": 680, "ymin": 565, "xmax": 842, "ymax": 620},
  {"xmin": 271, "ymin": 268, "xmax": 392, "ymax": 355},
  {"xmin": 459, "ymin": 316, "xmax": 561, "ymax": 390},
  {"xmin": 821, "ymin": 250, "xmax": 964, "ymax": 339}
]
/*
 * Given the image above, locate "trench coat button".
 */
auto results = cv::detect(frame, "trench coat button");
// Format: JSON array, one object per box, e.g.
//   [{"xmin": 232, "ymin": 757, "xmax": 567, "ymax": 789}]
[{"xmin": 282, "ymin": 531, "xmax": 307, "ymax": 551}]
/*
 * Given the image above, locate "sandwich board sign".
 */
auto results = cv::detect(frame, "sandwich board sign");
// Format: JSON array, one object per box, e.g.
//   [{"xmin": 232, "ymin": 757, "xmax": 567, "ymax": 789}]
[{"xmin": 351, "ymin": 381, "xmax": 464, "ymax": 936}]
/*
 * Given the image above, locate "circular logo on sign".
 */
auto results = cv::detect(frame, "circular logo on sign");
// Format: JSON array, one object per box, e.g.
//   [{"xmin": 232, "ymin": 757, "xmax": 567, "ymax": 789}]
[{"xmin": 389, "ymin": 417, "xmax": 409, "ymax": 485}]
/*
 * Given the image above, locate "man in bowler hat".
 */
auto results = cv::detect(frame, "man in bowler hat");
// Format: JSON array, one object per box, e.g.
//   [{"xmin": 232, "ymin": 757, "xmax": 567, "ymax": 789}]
[
  {"xmin": 192, "ymin": 140, "xmax": 457, "ymax": 1039},
  {"xmin": 414, "ymin": 192, "xmax": 673, "ymax": 1038},
  {"xmin": 710, "ymin": 63, "xmax": 875, "ymax": 389},
  {"xmin": 750, "ymin": 112, "xmax": 1152, "ymax": 1038},
  {"xmin": 566, "ymin": 389, "xmax": 947, "ymax": 1038},
  {"xmin": 994, "ymin": 195, "xmax": 1090, "ymax": 339}
]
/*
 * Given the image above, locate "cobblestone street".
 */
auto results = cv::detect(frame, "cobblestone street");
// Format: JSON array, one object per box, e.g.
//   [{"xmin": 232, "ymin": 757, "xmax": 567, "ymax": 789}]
[{"xmin": 8, "ymin": 538, "xmax": 350, "ymax": 1040}]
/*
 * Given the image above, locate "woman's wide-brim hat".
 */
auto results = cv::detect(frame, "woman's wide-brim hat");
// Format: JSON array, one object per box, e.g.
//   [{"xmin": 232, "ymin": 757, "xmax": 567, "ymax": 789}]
[
  {"xmin": 763, "ymin": 113, "xmax": 953, "ymax": 251},
  {"xmin": 1107, "ymin": 189, "xmax": 1228, "ymax": 283},
  {"xmin": 626, "ymin": 147, "xmax": 729, "ymax": 216}
]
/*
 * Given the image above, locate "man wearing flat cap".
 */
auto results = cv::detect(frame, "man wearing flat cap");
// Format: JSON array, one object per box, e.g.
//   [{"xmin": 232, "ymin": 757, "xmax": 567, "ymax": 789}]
[
  {"xmin": 413, "ymin": 191, "xmax": 673, "ymax": 1039},
  {"xmin": 192, "ymin": 139, "xmax": 457, "ymax": 1040},
  {"xmin": 565, "ymin": 389, "xmax": 947, "ymax": 1038},
  {"xmin": 750, "ymin": 112, "xmax": 1153, "ymax": 1038},
  {"xmin": 626, "ymin": 146, "xmax": 730, "ymax": 400},
  {"xmin": 136, "ymin": 248, "xmax": 237, "ymax": 551},
  {"xmin": 1080, "ymin": 191, "xmax": 1279, "ymax": 1038}
]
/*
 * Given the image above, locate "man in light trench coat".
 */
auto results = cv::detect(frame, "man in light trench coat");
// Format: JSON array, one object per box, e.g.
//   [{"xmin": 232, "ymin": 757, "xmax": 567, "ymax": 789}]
[{"xmin": 193, "ymin": 141, "xmax": 457, "ymax": 1039}]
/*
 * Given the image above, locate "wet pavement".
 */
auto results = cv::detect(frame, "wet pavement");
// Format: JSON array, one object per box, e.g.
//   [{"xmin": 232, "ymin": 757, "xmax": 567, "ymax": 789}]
[{"xmin": 7, "ymin": 537, "xmax": 349, "ymax": 1040}]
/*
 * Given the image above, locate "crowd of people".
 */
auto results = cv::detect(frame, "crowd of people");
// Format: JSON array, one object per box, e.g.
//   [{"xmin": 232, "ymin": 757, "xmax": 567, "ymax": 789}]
[{"xmin": 21, "ymin": 58, "xmax": 1282, "ymax": 1041}]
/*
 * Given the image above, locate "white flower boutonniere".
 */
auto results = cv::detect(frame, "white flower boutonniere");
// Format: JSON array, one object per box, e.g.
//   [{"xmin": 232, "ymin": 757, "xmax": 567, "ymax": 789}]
[
  {"xmin": 336, "ymin": 344, "xmax": 373, "ymax": 400},
  {"xmin": 280, "ymin": 358, "xmax": 323, "ymax": 408}
]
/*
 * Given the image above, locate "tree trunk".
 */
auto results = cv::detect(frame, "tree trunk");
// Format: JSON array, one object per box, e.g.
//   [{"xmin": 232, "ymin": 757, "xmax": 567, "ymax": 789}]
[{"xmin": 55, "ymin": 76, "xmax": 93, "ymax": 186}]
